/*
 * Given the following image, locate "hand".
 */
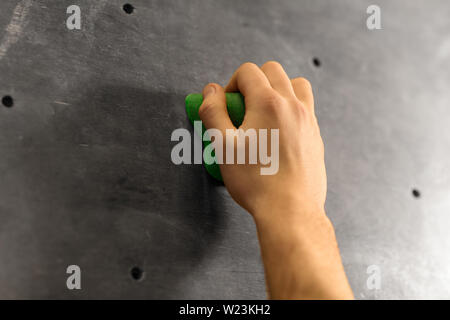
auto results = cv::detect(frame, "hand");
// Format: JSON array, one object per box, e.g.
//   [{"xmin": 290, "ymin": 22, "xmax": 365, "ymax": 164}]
[{"xmin": 198, "ymin": 61, "xmax": 326, "ymax": 220}]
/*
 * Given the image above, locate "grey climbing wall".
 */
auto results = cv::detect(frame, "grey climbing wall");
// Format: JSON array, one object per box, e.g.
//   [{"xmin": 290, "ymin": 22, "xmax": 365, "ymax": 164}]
[{"xmin": 0, "ymin": 0, "xmax": 450, "ymax": 299}]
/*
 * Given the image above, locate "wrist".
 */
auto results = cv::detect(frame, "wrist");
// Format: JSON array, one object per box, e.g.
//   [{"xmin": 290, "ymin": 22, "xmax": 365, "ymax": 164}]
[
  {"xmin": 250, "ymin": 197, "xmax": 352, "ymax": 299},
  {"xmin": 253, "ymin": 203, "xmax": 333, "ymax": 245},
  {"xmin": 250, "ymin": 191, "xmax": 327, "ymax": 227}
]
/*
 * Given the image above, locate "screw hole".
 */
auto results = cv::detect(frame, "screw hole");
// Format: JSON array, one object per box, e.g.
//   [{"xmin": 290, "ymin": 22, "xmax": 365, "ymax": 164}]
[
  {"xmin": 130, "ymin": 266, "xmax": 144, "ymax": 281},
  {"xmin": 412, "ymin": 189, "xmax": 421, "ymax": 198},
  {"xmin": 312, "ymin": 57, "xmax": 321, "ymax": 68},
  {"xmin": 2, "ymin": 95, "xmax": 13, "ymax": 108},
  {"xmin": 123, "ymin": 3, "xmax": 134, "ymax": 14}
]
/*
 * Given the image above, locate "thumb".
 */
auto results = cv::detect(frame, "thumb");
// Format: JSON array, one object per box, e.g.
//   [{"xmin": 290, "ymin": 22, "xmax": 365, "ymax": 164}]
[{"xmin": 198, "ymin": 83, "xmax": 234, "ymax": 132}]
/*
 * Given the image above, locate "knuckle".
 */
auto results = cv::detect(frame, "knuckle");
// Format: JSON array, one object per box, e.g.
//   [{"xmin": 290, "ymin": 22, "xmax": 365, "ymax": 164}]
[
  {"xmin": 293, "ymin": 77, "xmax": 312, "ymax": 90},
  {"xmin": 239, "ymin": 62, "xmax": 259, "ymax": 72},
  {"xmin": 260, "ymin": 91, "xmax": 285, "ymax": 111},
  {"xmin": 291, "ymin": 98, "xmax": 308, "ymax": 112},
  {"xmin": 205, "ymin": 82, "xmax": 220, "ymax": 91},
  {"xmin": 262, "ymin": 60, "xmax": 282, "ymax": 70},
  {"xmin": 292, "ymin": 100, "xmax": 308, "ymax": 118},
  {"xmin": 198, "ymin": 101, "xmax": 215, "ymax": 119},
  {"xmin": 285, "ymin": 98, "xmax": 313, "ymax": 123}
]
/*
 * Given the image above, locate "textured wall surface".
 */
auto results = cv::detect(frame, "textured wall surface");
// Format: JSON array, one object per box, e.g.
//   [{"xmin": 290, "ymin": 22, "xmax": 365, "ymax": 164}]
[{"xmin": 0, "ymin": 0, "xmax": 449, "ymax": 299}]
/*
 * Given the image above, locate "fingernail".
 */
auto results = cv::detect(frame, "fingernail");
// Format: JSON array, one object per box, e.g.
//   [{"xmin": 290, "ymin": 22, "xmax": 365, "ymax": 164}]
[{"xmin": 203, "ymin": 85, "xmax": 216, "ymax": 98}]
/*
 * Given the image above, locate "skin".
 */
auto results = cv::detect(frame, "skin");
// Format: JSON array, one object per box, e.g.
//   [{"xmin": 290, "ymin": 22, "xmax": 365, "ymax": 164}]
[{"xmin": 198, "ymin": 61, "xmax": 354, "ymax": 300}]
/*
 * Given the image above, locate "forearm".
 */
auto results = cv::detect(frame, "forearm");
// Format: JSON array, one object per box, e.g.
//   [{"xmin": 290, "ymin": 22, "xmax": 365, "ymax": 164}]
[{"xmin": 253, "ymin": 199, "xmax": 354, "ymax": 300}]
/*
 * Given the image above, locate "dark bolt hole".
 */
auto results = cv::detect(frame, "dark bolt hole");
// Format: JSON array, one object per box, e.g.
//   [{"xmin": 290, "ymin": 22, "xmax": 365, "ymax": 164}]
[
  {"xmin": 123, "ymin": 3, "xmax": 134, "ymax": 14},
  {"xmin": 412, "ymin": 189, "xmax": 421, "ymax": 198},
  {"xmin": 130, "ymin": 266, "xmax": 144, "ymax": 281},
  {"xmin": 312, "ymin": 57, "xmax": 321, "ymax": 68},
  {"xmin": 2, "ymin": 95, "xmax": 13, "ymax": 108}
]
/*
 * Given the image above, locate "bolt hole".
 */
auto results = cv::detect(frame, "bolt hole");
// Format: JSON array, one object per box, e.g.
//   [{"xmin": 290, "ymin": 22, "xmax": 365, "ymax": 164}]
[
  {"xmin": 130, "ymin": 266, "xmax": 144, "ymax": 281},
  {"xmin": 312, "ymin": 57, "xmax": 321, "ymax": 68},
  {"xmin": 2, "ymin": 95, "xmax": 13, "ymax": 108},
  {"xmin": 123, "ymin": 3, "xmax": 134, "ymax": 14},
  {"xmin": 412, "ymin": 189, "xmax": 421, "ymax": 198}
]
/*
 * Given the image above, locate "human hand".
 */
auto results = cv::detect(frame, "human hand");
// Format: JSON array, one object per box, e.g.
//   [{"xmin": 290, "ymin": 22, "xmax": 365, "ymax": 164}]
[
  {"xmin": 198, "ymin": 61, "xmax": 326, "ymax": 220},
  {"xmin": 198, "ymin": 61, "xmax": 352, "ymax": 299}
]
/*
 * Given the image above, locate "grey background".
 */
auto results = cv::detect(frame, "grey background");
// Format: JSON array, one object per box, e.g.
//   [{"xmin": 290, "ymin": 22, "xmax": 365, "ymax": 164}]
[{"xmin": 0, "ymin": 0, "xmax": 449, "ymax": 299}]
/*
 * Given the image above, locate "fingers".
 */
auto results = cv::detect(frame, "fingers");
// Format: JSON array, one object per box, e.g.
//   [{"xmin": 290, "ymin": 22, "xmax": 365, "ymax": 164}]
[
  {"xmin": 215, "ymin": 61, "xmax": 314, "ymax": 120},
  {"xmin": 260, "ymin": 61, "xmax": 296, "ymax": 98},
  {"xmin": 291, "ymin": 77, "xmax": 314, "ymax": 113},
  {"xmin": 198, "ymin": 83, "xmax": 235, "ymax": 132},
  {"xmin": 225, "ymin": 62, "xmax": 313, "ymax": 110},
  {"xmin": 225, "ymin": 62, "xmax": 272, "ymax": 97}
]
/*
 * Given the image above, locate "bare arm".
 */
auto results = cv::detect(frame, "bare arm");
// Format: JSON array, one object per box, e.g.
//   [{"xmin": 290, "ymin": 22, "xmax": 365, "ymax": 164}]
[{"xmin": 198, "ymin": 61, "xmax": 353, "ymax": 299}]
